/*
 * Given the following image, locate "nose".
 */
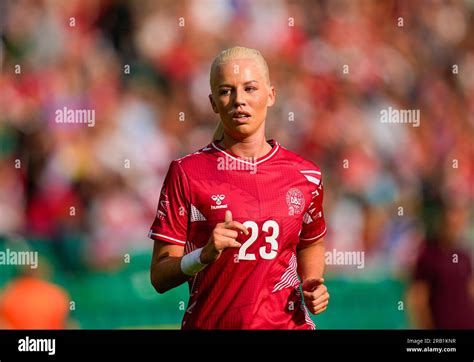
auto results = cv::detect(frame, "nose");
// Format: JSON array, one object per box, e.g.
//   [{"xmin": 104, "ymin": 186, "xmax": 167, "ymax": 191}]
[{"xmin": 233, "ymin": 88, "xmax": 246, "ymax": 108}]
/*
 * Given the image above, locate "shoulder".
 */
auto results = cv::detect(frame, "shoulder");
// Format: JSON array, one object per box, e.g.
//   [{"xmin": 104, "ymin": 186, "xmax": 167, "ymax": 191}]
[
  {"xmin": 170, "ymin": 143, "xmax": 218, "ymax": 170},
  {"xmin": 278, "ymin": 143, "xmax": 323, "ymax": 175}
]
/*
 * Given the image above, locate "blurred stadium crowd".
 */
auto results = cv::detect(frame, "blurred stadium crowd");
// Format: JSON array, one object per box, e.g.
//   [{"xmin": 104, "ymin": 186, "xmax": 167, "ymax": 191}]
[{"xmin": 0, "ymin": 0, "xmax": 473, "ymax": 328}]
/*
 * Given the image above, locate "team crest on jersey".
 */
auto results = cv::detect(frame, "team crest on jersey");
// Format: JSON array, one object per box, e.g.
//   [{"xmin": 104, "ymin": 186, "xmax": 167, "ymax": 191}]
[{"xmin": 286, "ymin": 188, "xmax": 305, "ymax": 215}]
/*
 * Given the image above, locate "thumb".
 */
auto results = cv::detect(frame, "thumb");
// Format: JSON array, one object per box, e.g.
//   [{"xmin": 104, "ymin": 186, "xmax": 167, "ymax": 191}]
[
  {"xmin": 302, "ymin": 278, "xmax": 325, "ymax": 292},
  {"xmin": 224, "ymin": 210, "xmax": 233, "ymax": 223}
]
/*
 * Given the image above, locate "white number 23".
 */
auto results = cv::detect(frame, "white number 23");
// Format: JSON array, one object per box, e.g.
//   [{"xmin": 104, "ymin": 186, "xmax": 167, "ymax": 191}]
[{"xmin": 238, "ymin": 220, "xmax": 279, "ymax": 261}]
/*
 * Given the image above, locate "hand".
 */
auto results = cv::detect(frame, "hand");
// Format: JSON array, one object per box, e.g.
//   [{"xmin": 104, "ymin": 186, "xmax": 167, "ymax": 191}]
[
  {"xmin": 302, "ymin": 278, "xmax": 329, "ymax": 315},
  {"xmin": 200, "ymin": 210, "xmax": 249, "ymax": 264}
]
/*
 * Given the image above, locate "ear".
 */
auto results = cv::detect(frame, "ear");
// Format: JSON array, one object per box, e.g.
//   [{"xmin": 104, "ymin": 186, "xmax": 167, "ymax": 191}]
[
  {"xmin": 267, "ymin": 85, "xmax": 276, "ymax": 108},
  {"xmin": 209, "ymin": 94, "xmax": 219, "ymax": 114}
]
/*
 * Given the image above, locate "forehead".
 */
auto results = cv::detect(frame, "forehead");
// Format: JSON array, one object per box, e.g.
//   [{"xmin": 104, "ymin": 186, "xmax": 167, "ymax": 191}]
[{"xmin": 213, "ymin": 58, "xmax": 266, "ymax": 84}]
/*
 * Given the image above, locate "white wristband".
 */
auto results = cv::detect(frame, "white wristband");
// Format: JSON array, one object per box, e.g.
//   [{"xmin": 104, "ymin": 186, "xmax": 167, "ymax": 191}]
[{"xmin": 180, "ymin": 247, "xmax": 208, "ymax": 276}]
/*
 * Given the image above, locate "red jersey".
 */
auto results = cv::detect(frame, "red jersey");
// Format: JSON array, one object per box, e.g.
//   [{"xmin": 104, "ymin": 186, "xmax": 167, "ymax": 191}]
[{"xmin": 149, "ymin": 139, "xmax": 326, "ymax": 329}]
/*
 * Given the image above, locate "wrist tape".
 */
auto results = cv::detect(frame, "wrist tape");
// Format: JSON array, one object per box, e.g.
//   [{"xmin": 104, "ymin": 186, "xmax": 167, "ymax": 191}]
[{"xmin": 180, "ymin": 247, "xmax": 208, "ymax": 276}]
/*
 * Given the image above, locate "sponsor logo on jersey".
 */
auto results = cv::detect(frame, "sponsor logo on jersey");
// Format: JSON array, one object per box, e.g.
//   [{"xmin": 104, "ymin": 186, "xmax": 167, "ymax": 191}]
[
  {"xmin": 286, "ymin": 188, "xmax": 305, "ymax": 215},
  {"xmin": 211, "ymin": 194, "xmax": 228, "ymax": 209}
]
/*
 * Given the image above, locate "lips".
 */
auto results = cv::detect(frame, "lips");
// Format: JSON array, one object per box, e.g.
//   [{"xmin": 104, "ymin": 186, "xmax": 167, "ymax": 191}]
[{"xmin": 231, "ymin": 111, "xmax": 251, "ymax": 122}]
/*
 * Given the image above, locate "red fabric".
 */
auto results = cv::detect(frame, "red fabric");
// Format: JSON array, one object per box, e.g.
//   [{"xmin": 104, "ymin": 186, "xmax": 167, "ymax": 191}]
[
  {"xmin": 27, "ymin": 186, "xmax": 82, "ymax": 237},
  {"xmin": 149, "ymin": 140, "xmax": 326, "ymax": 329},
  {"xmin": 414, "ymin": 243, "xmax": 474, "ymax": 329}
]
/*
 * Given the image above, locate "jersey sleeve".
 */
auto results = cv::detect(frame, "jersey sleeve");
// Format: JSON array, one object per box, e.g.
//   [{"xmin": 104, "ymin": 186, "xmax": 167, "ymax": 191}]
[
  {"xmin": 148, "ymin": 160, "xmax": 190, "ymax": 246},
  {"xmin": 298, "ymin": 171, "xmax": 327, "ymax": 249}
]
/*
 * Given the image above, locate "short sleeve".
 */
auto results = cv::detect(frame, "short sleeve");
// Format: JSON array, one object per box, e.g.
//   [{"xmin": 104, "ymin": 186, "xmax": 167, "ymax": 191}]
[
  {"xmin": 298, "ymin": 173, "xmax": 327, "ymax": 249},
  {"xmin": 148, "ymin": 160, "xmax": 190, "ymax": 246}
]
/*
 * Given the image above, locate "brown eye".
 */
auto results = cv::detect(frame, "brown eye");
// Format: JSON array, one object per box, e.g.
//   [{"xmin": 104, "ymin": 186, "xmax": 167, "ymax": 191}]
[
  {"xmin": 220, "ymin": 89, "xmax": 231, "ymax": 95},
  {"xmin": 246, "ymin": 87, "xmax": 257, "ymax": 92}
]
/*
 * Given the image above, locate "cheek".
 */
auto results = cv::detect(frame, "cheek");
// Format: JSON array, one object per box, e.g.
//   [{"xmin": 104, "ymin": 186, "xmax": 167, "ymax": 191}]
[
  {"xmin": 216, "ymin": 98, "xmax": 230, "ymax": 111},
  {"xmin": 250, "ymin": 94, "xmax": 268, "ymax": 111}
]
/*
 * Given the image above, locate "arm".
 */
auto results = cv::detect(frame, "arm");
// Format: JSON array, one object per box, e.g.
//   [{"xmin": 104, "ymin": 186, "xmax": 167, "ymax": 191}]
[
  {"xmin": 297, "ymin": 237, "xmax": 325, "ymax": 281},
  {"xmin": 406, "ymin": 280, "xmax": 434, "ymax": 329},
  {"xmin": 150, "ymin": 240, "xmax": 187, "ymax": 294},
  {"xmin": 150, "ymin": 210, "xmax": 248, "ymax": 294},
  {"xmin": 297, "ymin": 237, "xmax": 329, "ymax": 315}
]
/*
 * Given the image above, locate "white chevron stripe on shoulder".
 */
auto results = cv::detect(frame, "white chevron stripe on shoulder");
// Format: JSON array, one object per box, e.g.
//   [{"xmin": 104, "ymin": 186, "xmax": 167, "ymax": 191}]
[
  {"xmin": 302, "ymin": 174, "xmax": 321, "ymax": 186},
  {"xmin": 301, "ymin": 170, "xmax": 321, "ymax": 175},
  {"xmin": 303, "ymin": 212, "xmax": 313, "ymax": 224},
  {"xmin": 190, "ymin": 204, "xmax": 206, "ymax": 222}
]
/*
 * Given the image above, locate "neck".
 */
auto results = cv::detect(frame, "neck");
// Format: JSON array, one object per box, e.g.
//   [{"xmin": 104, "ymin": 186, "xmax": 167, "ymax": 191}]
[{"xmin": 220, "ymin": 128, "xmax": 272, "ymax": 159}]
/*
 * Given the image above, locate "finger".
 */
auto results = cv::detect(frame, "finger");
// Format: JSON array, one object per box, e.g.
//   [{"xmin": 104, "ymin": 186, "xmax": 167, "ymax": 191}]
[
  {"xmin": 310, "ymin": 293, "xmax": 330, "ymax": 306},
  {"xmin": 219, "ymin": 229, "xmax": 239, "ymax": 239},
  {"xmin": 307, "ymin": 300, "xmax": 328, "ymax": 313},
  {"xmin": 218, "ymin": 236, "xmax": 241, "ymax": 249},
  {"xmin": 303, "ymin": 287, "xmax": 329, "ymax": 301},
  {"xmin": 224, "ymin": 220, "xmax": 249, "ymax": 235},
  {"xmin": 224, "ymin": 210, "xmax": 233, "ymax": 223},
  {"xmin": 312, "ymin": 301, "xmax": 329, "ymax": 311},
  {"xmin": 311, "ymin": 284, "xmax": 328, "ymax": 298},
  {"xmin": 314, "ymin": 305, "xmax": 328, "ymax": 315},
  {"xmin": 302, "ymin": 278, "xmax": 323, "ymax": 292}
]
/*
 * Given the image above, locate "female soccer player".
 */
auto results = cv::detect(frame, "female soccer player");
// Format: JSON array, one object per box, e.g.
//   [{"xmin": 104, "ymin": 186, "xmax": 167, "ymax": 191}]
[{"xmin": 149, "ymin": 46, "xmax": 329, "ymax": 329}]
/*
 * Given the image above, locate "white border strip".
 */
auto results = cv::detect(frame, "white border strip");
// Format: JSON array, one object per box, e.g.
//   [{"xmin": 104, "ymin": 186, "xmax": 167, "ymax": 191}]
[
  {"xmin": 301, "ymin": 170, "xmax": 321, "ymax": 175},
  {"xmin": 149, "ymin": 232, "xmax": 186, "ymax": 245},
  {"xmin": 211, "ymin": 141, "xmax": 280, "ymax": 166},
  {"xmin": 302, "ymin": 174, "xmax": 321, "ymax": 185},
  {"xmin": 299, "ymin": 226, "xmax": 327, "ymax": 241}
]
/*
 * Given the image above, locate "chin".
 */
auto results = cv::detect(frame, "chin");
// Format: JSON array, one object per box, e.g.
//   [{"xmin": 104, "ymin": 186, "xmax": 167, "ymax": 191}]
[
  {"xmin": 231, "ymin": 125, "xmax": 257, "ymax": 138},
  {"xmin": 230, "ymin": 120, "xmax": 264, "ymax": 133}
]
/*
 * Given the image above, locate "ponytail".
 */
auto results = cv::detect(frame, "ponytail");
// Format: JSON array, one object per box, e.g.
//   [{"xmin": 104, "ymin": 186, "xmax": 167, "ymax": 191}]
[{"xmin": 212, "ymin": 121, "xmax": 224, "ymax": 142}]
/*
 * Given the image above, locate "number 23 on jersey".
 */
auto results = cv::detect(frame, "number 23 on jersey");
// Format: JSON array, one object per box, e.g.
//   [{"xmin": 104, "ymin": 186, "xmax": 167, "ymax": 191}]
[{"xmin": 238, "ymin": 220, "xmax": 279, "ymax": 261}]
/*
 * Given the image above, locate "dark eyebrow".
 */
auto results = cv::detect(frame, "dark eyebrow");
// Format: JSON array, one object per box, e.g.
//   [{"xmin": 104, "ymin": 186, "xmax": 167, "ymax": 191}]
[{"xmin": 218, "ymin": 80, "xmax": 259, "ymax": 88}]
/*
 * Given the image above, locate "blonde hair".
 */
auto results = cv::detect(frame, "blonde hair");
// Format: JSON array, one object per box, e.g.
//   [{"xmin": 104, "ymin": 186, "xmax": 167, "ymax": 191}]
[{"xmin": 210, "ymin": 46, "xmax": 270, "ymax": 142}]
